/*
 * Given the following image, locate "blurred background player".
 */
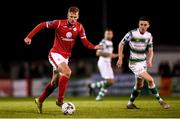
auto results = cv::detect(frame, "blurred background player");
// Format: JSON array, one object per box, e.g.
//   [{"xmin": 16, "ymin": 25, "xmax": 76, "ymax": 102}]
[
  {"xmin": 117, "ymin": 16, "xmax": 170, "ymax": 109},
  {"xmin": 89, "ymin": 29, "xmax": 118, "ymax": 101},
  {"xmin": 24, "ymin": 6, "xmax": 101, "ymax": 113}
]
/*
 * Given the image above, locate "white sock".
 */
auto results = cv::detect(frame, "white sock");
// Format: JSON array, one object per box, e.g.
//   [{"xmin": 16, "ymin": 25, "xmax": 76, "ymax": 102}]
[
  {"xmin": 128, "ymin": 100, "xmax": 133, "ymax": 105},
  {"xmin": 159, "ymin": 98, "xmax": 163, "ymax": 102}
]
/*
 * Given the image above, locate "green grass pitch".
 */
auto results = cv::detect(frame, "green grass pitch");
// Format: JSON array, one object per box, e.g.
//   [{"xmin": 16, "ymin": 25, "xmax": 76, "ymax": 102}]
[{"xmin": 0, "ymin": 96, "xmax": 179, "ymax": 118}]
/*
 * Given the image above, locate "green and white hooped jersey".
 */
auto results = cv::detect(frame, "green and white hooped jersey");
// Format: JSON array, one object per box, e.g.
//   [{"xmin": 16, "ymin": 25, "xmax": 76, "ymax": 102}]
[
  {"xmin": 121, "ymin": 28, "xmax": 153, "ymax": 62},
  {"xmin": 97, "ymin": 39, "xmax": 113, "ymax": 62}
]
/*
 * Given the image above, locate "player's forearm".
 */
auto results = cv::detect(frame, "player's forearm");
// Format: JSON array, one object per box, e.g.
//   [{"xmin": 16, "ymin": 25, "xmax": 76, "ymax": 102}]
[
  {"xmin": 118, "ymin": 42, "xmax": 124, "ymax": 59},
  {"xmin": 147, "ymin": 48, "xmax": 154, "ymax": 62},
  {"xmin": 26, "ymin": 22, "xmax": 46, "ymax": 39},
  {"xmin": 81, "ymin": 38, "xmax": 95, "ymax": 49},
  {"xmin": 96, "ymin": 51, "xmax": 111, "ymax": 57}
]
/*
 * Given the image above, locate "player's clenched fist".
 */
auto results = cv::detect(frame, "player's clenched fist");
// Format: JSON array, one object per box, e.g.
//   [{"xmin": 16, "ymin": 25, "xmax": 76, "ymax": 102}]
[
  {"xmin": 116, "ymin": 58, "xmax": 123, "ymax": 68},
  {"xmin": 24, "ymin": 37, "xmax": 32, "ymax": 45}
]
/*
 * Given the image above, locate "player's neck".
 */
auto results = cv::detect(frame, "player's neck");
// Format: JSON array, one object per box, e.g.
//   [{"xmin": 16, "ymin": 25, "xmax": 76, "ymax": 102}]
[
  {"xmin": 104, "ymin": 38, "xmax": 112, "ymax": 42},
  {"xmin": 67, "ymin": 21, "xmax": 75, "ymax": 27},
  {"xmin": 138, "ymin": 28, "xmax": 145, "ymax": 35}
]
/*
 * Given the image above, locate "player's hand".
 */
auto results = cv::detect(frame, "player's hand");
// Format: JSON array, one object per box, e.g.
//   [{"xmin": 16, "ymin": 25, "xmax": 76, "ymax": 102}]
[
  {"xmin": 111, "ymin": 53, "xmax": 118, "ymax": 58},
  {"xmin": 117, "ymin": 58, "xmax": 123, "ymax": 68},
  {"xmin": 94, "ymin": 45, "xmax": 103, "ymax": 50},
  {"xmin": 24, "ymin": 37, "xmax": 32, "ymax": 45},
  {"xmin": 147, "ymin": 60, "xmax": 153, "ymax": 68}
]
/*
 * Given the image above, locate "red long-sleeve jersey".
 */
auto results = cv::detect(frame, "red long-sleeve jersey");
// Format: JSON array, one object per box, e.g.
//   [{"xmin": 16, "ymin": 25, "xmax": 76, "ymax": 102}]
[{"xmin": 27, "ymin": 19, "xmax": 95, "ymax": 58}]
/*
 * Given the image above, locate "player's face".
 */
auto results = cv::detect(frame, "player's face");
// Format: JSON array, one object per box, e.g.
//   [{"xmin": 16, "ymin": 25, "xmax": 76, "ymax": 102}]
[
  {"xmin": 104, "ymin": 31, "xmax": 113, "ymax": 40},
  {"xmin": 138, "ymin": 21, "xmax": 150, "ymax": 33},
  {"xmin": 68, "ymin": 12, "xmax": 79, "ymax": 25}
]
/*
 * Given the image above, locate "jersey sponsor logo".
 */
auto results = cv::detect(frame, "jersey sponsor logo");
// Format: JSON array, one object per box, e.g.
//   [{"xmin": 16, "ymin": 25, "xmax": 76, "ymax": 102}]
[
  {"xmin": 133, "ymin": 44, "xmax": 146, "ymax": 48},
  {"xmin": 61, "ymin": 37, "xmax": 74, "ymax": 41},
  {"xmin": 66, "ymin": 32, "xmax": 72, "ymax": 39}
]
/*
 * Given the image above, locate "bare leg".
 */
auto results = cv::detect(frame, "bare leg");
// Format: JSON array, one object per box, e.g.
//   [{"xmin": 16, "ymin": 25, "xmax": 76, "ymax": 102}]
[{"xmin": 139, "ymin": 71, "xmax": 170, "ymax": 109}]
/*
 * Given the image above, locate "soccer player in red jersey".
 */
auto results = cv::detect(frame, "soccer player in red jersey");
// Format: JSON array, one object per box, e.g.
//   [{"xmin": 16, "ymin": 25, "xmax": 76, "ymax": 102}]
[{"xmin": 24, "ymin": 6, "xmax": 102, "ymax": 113}]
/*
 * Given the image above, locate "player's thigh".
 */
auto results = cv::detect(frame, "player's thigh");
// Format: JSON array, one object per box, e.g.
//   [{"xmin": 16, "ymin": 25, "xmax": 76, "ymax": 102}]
[
  {"xmin": 49, "ymin": 52, "xmax": 69, "ymax": 72},
  {"xmin": 58, "ymin": 62, "xmax": 71, "ymax": 76},
  {"xmin": 139, "ymin": 71, "xmax": 154, "ymax": 82}
]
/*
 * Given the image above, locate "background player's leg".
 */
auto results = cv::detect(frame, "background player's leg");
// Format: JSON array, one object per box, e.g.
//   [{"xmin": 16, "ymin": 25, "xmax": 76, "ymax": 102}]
[
  {"xmin": 57, "ymin": 62, "xmax": 71, "ymax": 105},
  {"xmin": 90, "ymin": 80, "xmax": 111, "ymax": 89},
  {"xmin": 139, "ymin": 71, "xmax": 170, "ymax": 109},
  {"xmin": 96, "ymin": 79, "xmax": 114, "ymax": 101},
  {"xmin": 91, "ymin": 61, "xmax": 114, "ymax": 100},
  {"xmin": 90, "ymin": 60, "xmax": 109, "ymax": 89}
]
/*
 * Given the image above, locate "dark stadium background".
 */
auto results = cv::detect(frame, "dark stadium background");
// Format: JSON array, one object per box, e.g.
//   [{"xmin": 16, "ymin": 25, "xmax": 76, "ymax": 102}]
[
  {"xmin": 0, "ymin": 1, "xmax": 179, "ymax": 118},
  {"xmin": 0, "ymin": 0, "xmax": 179, "ymax": 61}
]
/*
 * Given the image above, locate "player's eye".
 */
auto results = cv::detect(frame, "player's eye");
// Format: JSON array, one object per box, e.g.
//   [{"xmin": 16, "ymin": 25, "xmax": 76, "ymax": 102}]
[
  {"xmin": 73, "ymin": 16, "xmax": 78, "ymax": 19},
  {"xmin": 140, "ymin": 24, "xmax": 147, "ymax": 26},
  {"xmin": 70, "ymin": 16, "xmax": 78, "ymax": 19}
]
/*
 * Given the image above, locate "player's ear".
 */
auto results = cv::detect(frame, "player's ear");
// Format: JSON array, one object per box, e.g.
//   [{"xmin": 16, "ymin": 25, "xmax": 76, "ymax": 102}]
[
  {"xmin": 147, "ymin": 23, "xmax": 150, "ymax": 28},
  {"xmin": 147, "ymin": 21, "xmax": 150, "ymax": 28},
  {"xmin": 77, "ymin": 12, "xmax": 79, "ymax": 18}
]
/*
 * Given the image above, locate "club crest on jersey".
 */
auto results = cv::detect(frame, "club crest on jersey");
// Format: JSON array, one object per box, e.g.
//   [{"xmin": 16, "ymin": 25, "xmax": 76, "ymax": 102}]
[
  {"xmin": 66, "ymin": 32, "xmax": 72, "ymax": 39},
  {"xmin": 73, "ymin": 27, "xmax": 77, "ymax": 31}
]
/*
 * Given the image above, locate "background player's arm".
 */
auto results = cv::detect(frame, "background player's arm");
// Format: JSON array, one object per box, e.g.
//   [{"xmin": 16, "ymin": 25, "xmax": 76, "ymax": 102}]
[
  {"xmin": 96, "ymin": 51, "xmax": 111, "ymax": 57},
  {"xmin": 24, "ymin": 20, "xmax": 60, "ymax": 45},
  {"xmin": 96, "ymin": 51, "xmax": 118, "ymax": 58}
]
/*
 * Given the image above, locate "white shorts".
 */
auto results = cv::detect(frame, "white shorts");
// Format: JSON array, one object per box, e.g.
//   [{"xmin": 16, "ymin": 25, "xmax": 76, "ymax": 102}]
[
  {"xmin": 48, "ymin": 52, "xmax": 69, "ymax": 70},
  {"xmin": 129, "ymin": 61, "xmax": 147, "ymax": 76},
  {"xmin": 97, "ymin": 59, "xmax": 114, "ymax": 79}
]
